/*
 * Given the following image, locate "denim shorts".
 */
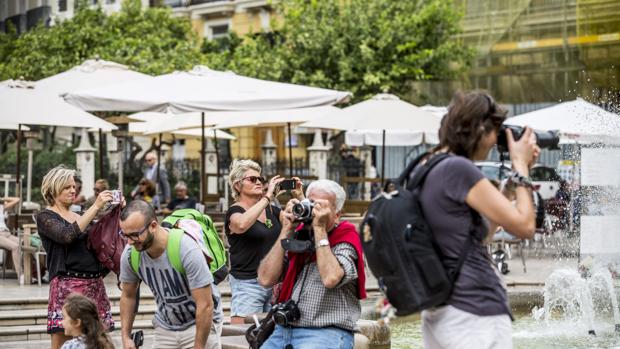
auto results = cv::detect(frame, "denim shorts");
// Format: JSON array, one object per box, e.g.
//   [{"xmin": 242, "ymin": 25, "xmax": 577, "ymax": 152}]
[
  {"xmin": 229, "ymin": 274, "xmax": 273, "ymax": 317},
  {"xmin": 261, "ymin": 325, "xmax": 354, "ymax": 349}
]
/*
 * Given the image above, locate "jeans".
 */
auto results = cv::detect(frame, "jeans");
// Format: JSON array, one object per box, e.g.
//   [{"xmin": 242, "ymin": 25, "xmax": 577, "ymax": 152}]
[
  {"xmin": 261, "ymin": 325, "xmax": 354, "ymax": 349},
  {"xmin": 229, "ymin": 274, "xmax": 272, "ymax": 317}
]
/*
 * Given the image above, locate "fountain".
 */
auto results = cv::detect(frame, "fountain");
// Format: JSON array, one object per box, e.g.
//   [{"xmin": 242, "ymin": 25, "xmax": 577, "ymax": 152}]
[{"xmin": 532, "ymin": 265, "xmax": 620, "ymax": 338}]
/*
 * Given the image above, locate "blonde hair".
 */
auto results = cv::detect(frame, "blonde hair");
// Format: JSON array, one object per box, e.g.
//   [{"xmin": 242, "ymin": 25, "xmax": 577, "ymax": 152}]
[
  {"xmin": 228, "ymin": 159, "xmax": 261, "ymax": 201},
  {"xmin": 41, "ymin": 165, "xmax": 76, "ymax": 206}
]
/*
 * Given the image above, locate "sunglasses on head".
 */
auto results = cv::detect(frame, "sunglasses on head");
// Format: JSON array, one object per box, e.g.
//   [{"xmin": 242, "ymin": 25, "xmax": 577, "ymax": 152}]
[{"xmin": 241, "ymin": 176, "xmax": 266, "ymax": 184}]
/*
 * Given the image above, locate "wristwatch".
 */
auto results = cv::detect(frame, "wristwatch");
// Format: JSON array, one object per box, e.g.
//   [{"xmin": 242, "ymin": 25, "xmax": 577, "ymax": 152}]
[{"xmin": 316, "ymin": 239, "xmax": 330, "ymax": 249}]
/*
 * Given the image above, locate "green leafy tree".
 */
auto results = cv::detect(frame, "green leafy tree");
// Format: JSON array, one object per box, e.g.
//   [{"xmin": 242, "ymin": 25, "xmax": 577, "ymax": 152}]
[
  {"xmin": 203, "ymin": 0, "xmax": 473, "ymax": 102},
  {"xmin": 0, "ymin": 0, "xmax": 203, "ymax": 80}
]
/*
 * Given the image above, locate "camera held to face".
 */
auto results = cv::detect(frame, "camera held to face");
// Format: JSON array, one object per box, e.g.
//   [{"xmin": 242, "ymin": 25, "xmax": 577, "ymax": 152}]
[
  {"xmin": 496, "ymin": 125, "xmax": 560, "ymax": 153},
  {"xmin": 272, "ymin": 300, "xmax": 301, "ymax": 327},
  {"xmin": 281, "ymin": 199, "xmax": 316, "ymax": 253},
  {"xmin": 292, "ymin": 199, "xmax": 315, "ymax": 223}
]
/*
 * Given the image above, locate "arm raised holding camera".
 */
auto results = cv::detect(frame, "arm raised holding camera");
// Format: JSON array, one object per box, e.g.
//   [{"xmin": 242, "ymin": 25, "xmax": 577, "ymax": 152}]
[
  {"xmin": 311, "ymin": 199, "xmax": 345, "ymax": 289},
  {"xmin": 257, "ymin": 199, "xmax": 298, "ymax": 288}
]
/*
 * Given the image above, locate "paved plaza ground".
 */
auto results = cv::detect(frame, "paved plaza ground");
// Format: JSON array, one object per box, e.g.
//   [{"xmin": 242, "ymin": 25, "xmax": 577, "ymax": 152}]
[{"xmin": 0, "ymin": 247, "xmax": 580, "ymax": 348}]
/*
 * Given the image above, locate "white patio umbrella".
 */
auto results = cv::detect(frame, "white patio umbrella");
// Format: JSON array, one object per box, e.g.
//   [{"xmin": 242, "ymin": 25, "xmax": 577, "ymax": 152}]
[
  {"xmin": 37, "ymin": 58, "xmax": 151, "ymax": 96},
  {"xmin": 504, "ymin": 98, "xmax": 620, "ymax": 144},
  {"xmin": 129, "ymin": 112, "xmax": 235, "ymax": 140},
  {"xmin": 37, "ymin": 58, "xmax": 151, "ymax": 184},
  {"xmin": 0, "ymin": 82, "xmax": 117, "ymax": 202},
  {"xmin": 343, "ymin": 105, "xmax": 445, "ymax": 146},
  {"xmin": 65, "ymin": 66, "xmax": 350, "ymax": 199},
  {"xmin": 300, "ymin": 94, "xmax": 441, "ymax": 183},
  {"xmin": 0, "ymin": 84, "xmax": 116, "ymax": 130},
  {"xmin": 64, "ymin": 65, "xmax": 350, "ymax": 112},
  {"xmin": 144, "ymin": 107, "xmax": 340, "ymax": 174}
]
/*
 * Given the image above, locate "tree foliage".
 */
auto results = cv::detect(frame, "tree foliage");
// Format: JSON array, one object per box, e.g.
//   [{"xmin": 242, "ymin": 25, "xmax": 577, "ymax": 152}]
[
  {"xmin": 203, "ymin": 0, "xmax": 473, "ymax": 102},
  {"xmin": 0, "ymin": 0, "xmax": 203, "ymax": 80}
]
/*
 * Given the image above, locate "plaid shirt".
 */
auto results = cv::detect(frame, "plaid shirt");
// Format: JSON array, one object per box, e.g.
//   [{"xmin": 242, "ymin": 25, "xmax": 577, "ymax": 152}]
[{"xmin": 288, "ymin": 242, "xmax": 361, "ymax": 332}]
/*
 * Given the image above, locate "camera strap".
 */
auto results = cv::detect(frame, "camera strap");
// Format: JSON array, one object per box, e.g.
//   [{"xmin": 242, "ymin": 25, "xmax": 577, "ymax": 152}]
[{"xmin": 292, "ymin": 254, "xmax": 312, "ymax": 303}]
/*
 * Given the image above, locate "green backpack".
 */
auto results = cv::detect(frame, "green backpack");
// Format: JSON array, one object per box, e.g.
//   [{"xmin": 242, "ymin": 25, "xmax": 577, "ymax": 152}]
[{"xmin": 130, "ymin": 209, "xmax": 228, "ymax": 284}]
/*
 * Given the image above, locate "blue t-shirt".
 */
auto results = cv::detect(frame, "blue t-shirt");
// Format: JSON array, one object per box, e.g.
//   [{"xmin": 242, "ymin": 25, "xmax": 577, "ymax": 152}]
[
  {"xmin": 120, "ymin": 232, "xmax": 223, "ymax": 330},
  {"xmin": 418, "ymin": 155, "xmax": 511, "ymax": 317}
]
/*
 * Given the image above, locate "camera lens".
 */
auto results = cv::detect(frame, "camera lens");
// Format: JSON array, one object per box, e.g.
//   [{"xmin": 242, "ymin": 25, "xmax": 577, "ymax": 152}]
[{"xmin": 292, "ymin": 203, "xmax": 305, "ymax": 216}]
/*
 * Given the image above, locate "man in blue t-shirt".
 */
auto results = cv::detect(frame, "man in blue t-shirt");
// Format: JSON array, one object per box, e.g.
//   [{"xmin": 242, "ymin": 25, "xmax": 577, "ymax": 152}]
[{"xmin": 119, "ymin": 200, "xmax": 222, "ymax": 349}]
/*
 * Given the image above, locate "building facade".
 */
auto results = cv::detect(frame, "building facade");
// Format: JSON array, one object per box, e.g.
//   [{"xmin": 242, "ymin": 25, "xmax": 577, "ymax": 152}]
[{"xmin": 0, "ymin": 0, "xmax": 151, "ymax": 33}]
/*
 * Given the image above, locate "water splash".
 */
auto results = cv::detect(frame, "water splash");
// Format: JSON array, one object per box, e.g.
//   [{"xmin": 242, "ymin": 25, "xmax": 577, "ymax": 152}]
[{"xmin": 536, "ymin": 267, "xmax": 620, "ymax": 335}]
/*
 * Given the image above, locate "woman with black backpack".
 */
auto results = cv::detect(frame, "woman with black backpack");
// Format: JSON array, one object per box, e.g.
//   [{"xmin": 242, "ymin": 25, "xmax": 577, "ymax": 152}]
[{"xmin": 418, "ymin": 91, "xmax": 540, "ymax": 348}]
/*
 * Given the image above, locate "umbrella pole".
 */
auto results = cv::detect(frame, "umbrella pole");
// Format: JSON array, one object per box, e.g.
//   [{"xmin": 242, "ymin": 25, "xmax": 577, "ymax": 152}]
[
  {"xmin": 213, "ymin": 129, "xmax": 220, "ymax": 195},
  {"xmin": 287, "ymin": 122, "xmax": 293, "ymax": 177},
  {"xmin": 118, "ymin": 137, "xmax": 124, "ymax": 193},
  {"xmin": 381, "ymin": 129, "xmax": 386, "ymax": 188},
  {"xmin": 98, "ymin": 128, "xmax": 104, "ymax": 179},
  {"xmin": 157, "ymin": 133, "xmax": 162, "ymax": 184},
  {"xmin": 16, "ymin": 124, "xmax": 21, "ymax": 211},
  {"xmin": 200, "ymin": 112, "xmax": 205, "ymax": 203}
]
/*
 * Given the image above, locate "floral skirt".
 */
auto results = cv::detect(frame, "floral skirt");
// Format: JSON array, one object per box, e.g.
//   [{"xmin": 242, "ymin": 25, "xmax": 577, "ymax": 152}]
[{"xmin": 47, "ymin": 276, "xmax": 115, "ymax": 334}]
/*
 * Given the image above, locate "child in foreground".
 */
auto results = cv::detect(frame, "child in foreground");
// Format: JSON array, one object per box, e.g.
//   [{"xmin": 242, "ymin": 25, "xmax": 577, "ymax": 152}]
[{"xmin": 61, "ymin": 293, "xmax": 114, "ymax": 349}]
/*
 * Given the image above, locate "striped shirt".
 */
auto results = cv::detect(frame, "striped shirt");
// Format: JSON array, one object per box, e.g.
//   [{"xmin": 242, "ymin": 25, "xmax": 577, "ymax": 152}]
[{"xmin": 289, "ymin": 242, "xmax": 361, "ymax": 332}]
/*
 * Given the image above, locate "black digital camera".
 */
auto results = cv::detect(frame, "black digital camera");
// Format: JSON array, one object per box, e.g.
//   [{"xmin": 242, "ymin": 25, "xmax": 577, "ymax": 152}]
[
  {"xmin": 292, "ymin": 199, "xmax": 315, "ymax": 223},
  {"xmin": 496, "ymin": 125, "xmax": 560, "ymax": 153},
  {"xmin": 281, "ymin": 199, "xmax": 316, "ymax": 253},
  {"xmin": 131, "ymin": 330, "xmax": 144, "ymax": 348},
  {"xmin": 272, "ymin": 300, "xmax": 301, "ymax": 327}
]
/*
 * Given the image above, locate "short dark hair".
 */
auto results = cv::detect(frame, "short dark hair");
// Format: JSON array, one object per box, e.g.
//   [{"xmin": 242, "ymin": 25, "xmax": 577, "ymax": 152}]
[
  {"xmin": 438, "ymin": 90, "xmax": 507, "ymax": 159},
  {"xmin": 121, "ymin": 200, "xmax": 157, "ymax": 225}
]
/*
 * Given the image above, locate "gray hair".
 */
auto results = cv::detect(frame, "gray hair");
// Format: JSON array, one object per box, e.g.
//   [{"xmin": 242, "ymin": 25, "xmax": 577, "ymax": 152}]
[
  {"xmin": 174, "ymin": 181, "xmax": 187, "ymax": 191},
  {"xmin": 121, "ymin": 199, "xmax": 157, "ymax": 225},
  {"xmin": 306, "ymin": 179, "xmax": 346, "ymax": 212},
  {"xmin": 228, "ymin": 159, "xmax": 261, "ymax": 201}
]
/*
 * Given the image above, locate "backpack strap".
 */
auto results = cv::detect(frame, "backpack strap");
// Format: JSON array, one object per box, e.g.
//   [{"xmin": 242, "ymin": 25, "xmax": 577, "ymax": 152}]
[
  {"xmin": 407, "ymin": 153, "xmax": 479, "ymax": 287},
  {"xmin": 394, "ymin": 152, "xmax": 432, "ymax": 187},
  {"xmin": 129, "ymin": 229, "xmax": 187, "ymax": 276},
  {"xmin": 130, "ymin": 247, "xmax": 141, "ymax": 275},
  {"xmin": 408, "ymin": 152, "xmax": 452, "ymax": 190},
  {"xmin": 167, "ymin": 228, "xmax": 186, "ymax": 275}
]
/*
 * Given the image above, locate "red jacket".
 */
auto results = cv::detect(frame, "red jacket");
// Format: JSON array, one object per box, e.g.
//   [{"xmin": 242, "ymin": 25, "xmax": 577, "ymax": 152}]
[{"xmin": 277, "ymin": 220, "xmax": 366, "ymax": 303}]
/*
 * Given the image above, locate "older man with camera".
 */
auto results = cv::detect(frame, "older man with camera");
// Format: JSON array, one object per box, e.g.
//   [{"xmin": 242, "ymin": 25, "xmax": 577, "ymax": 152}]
[{"xmin": 258, "ymin": 179, "xmax": 366, "ymax": 349}]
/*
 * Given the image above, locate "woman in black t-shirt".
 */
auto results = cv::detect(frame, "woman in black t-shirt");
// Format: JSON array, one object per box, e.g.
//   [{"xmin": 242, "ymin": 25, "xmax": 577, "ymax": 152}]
[
  {"xmin": 36, "ymin": 166, "xmax": 118, "ymax": 349},
  {"xmin": 225, "ymin": 159, "xmax": 303, "ymax": 324}
]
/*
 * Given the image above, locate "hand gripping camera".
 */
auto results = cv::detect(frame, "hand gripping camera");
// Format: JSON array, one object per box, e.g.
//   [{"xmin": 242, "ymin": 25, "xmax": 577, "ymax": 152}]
[
  {"xmin": 281, "ymin": 199, "xmax": 316, "ymax": 253},
  {"xmin": 496, "ymin": 125, "xmax": 560, "ymax": 153},
  {"xmin": 292, "ymin": 199, "xmax": 315, "ymax": 223}
]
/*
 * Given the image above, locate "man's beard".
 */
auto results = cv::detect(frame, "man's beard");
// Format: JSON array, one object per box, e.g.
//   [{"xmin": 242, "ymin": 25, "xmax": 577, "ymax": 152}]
[{"xmin": 133, "ymin": 231, "xmax": 155, "ymax": 251}]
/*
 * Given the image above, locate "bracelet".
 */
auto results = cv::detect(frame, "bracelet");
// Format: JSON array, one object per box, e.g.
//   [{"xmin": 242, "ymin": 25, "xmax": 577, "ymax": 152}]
[
  {"xmin": 508, "ymin": 171, "xmax": 534, "ymax": 189},
  {"xmin": 262, "ymin": 196, "xmax": 271, "ymax": 204}
]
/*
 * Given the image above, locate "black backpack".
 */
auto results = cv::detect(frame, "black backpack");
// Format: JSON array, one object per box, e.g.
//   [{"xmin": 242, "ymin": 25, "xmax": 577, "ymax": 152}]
[{"xmin": 360, "ymin": 152, "xmax": 478, "ymax": 315}]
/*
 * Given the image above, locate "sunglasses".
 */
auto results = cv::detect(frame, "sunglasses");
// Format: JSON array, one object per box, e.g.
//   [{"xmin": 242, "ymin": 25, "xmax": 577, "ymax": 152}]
[
  {"xmin": 241, "ymin": 176, "xmax": 266, "ymax": 184},
  {"xmin": 119, "ymin": 221, "xmax": 153, "ymax": 241}
]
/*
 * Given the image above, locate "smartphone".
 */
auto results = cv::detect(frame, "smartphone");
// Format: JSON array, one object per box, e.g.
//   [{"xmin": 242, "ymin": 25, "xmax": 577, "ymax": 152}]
[
  {"xmin": 131, "ymin": 330, "xmax": 144, "ymax": 347},
  {"xmin": 280, "ymin": 179, "xmax": 296, "ymax": 191},
  {"xmin": 111, "ymin": 190, "xmax": 122, "ymax": 205}
]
